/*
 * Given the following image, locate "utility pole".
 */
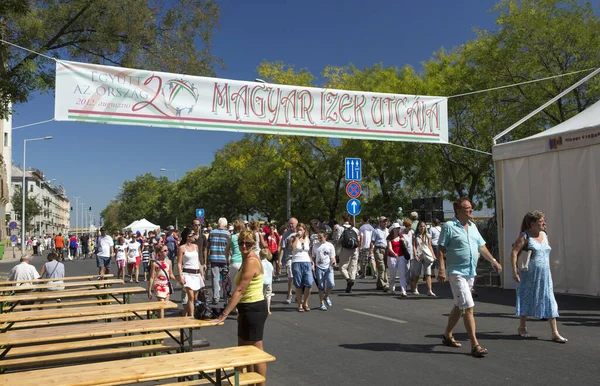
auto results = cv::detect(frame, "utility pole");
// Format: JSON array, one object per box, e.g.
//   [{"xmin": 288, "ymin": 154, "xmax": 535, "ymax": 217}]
[{"xmin": 73, "ymin": 196, "xmax": 80, "ymax": 239}]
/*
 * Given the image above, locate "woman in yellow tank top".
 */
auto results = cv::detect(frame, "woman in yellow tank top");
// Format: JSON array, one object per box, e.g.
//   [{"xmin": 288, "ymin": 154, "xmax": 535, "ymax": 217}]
[{"xmin": 213, "ymin": 229, "xmax": 268, "ymax": 384}]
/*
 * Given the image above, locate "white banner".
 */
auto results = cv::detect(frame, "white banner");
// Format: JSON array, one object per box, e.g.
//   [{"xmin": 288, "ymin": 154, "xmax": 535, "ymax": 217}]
[{"xmin": 55, "ymin": 60, "xmax": 448, "ymax": 143}]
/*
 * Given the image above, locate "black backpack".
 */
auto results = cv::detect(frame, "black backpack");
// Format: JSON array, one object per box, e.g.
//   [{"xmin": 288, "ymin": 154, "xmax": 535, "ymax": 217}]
[{"xmin": 340, "ymin": 227, "xmax": 359, "ymax": 249}]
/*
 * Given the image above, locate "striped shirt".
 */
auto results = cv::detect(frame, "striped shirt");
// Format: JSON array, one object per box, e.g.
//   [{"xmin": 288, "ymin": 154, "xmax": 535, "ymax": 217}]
[{"xmin": 208, "ymin": 229, "xmax": 230, "ymax": 264}]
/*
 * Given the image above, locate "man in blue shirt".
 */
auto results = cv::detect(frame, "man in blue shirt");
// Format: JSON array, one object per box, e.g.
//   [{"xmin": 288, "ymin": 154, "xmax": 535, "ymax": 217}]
[{"xmin": 438, "ymin": 197, "xmax": 502, "ymax": 358}]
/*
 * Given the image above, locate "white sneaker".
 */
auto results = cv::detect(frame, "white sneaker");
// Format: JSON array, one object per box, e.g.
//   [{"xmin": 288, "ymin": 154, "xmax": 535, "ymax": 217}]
[
  {"xmin": 413, "ymin": 289, "xmax": 420, "ymax": 295},
  {"xmin": 400, "ymin": 291, "xmax": 407, "ymax": 297},
  {"xmin": 284, "ymin": 295, "xmax": 293, "ymax": 304},
  {"xmin": 325, "ymin": 297, "xmax": 332, "ymax": 307}
]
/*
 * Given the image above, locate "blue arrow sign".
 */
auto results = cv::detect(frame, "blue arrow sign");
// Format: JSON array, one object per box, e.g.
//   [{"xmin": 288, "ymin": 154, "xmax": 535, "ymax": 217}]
[
  {"xmin": 346, "ymin": 198, "xmax": 361, "ymax": 216},
  {"xmin": 345, "ymin": 158, "xmax": 362, "ymax": 181},
  {"xmin": 195, "ymin": 208, "xmax": 205, "ymax": 217}
]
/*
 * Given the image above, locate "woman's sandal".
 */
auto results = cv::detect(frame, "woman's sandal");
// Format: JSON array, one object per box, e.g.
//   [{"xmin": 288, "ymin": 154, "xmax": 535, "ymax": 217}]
[
  {"xmin": 518, "ymin": 328, "xmax": 532, "ymax": 338},
  {"xmin": 297, "ymin": 306, "xmax": 304, "ymax": 312},
  {"xmin": 442, "ymin": 335, "xmax": 462, "ymax": 348},
  {"xmin": 551, "ymin": 335, "xmax": 568, "ymax": 343},
  {"xmin": 471, "ymin": 345, "xmax": 488, "ymax": 358},
  {"xmin": 303, "ymin": 305, "xmax": 311, "ymax": 312}
]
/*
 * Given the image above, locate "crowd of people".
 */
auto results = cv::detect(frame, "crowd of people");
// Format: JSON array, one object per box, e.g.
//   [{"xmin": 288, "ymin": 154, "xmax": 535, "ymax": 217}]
[{"xmin": 6, "ymin": 196, "xmax": 567, "ymax": 368}]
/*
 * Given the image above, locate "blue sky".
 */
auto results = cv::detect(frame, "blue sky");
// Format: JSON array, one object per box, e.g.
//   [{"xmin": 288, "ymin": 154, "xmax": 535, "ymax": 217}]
[{"xmin": 10, "ymin": 0, "xmax": 499, "ymax": 227}]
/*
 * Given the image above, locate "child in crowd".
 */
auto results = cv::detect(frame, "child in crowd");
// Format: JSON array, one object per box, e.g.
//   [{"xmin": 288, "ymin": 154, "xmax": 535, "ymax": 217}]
[
  {"xmin": 114, "ymin": 237, "xmax": 127, "ymax": 282},
  {"xmin": 148, "ymin": 244, "xmax": 176, "ymax": 318},
  {"xmin": 312, "ymin": 230, "xmax": 336, "ymax": 311},
  {"xmin": 142, "ymin": 243, "xmax": 151, "ymax": 281},
  {"xmin": 260, "ymin": 248, "xmax": 274, "ymax": 315}
]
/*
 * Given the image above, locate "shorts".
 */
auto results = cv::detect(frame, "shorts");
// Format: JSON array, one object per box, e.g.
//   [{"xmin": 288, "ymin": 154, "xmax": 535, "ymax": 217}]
[
  {"xmin": 143, "ymin": 261, "xmax": 150, "ymax": 273},
  {"xmin": 127, "ymin": 256, "xmax": 141, "ymax": 267},
  {"xmin": 292, "ymin": 262, "xmax": 314, "ymax": 288},
  {"xmin": 449, "ymin": 274, "xmax": 475, "ymax": 310},
  {"xmin": 117, "ymin": 259, "xmax": 126, "ymax": 268},
  {"xmin": 96, "ymin": 255, "xmax": 111, "ymax": 268},
  {"xmin": 263, "ymin": 283, "xmax": 273, "ymax": 299},
  {"xmin": 411, "ymin": 258, "xmax": 432, "ymax": 277},
  {"xmin": 316, "ymin": 266, "xmax": 335, "ymax": 290},
  {"xmin": 237, "ymin": 299, "xmax": 268, "ymax": 341},
  {"xmin": 286, "ymin": 259, "xmax": 293, "ymax": 278}
]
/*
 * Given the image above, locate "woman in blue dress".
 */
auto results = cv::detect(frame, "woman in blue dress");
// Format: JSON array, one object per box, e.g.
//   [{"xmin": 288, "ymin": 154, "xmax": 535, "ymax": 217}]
[{"xmin": 510, "ymin": 211, "xmax": 567, "ymax": 343}]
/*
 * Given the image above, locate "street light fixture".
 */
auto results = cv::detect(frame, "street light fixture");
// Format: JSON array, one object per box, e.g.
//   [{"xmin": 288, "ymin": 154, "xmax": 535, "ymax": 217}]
[{"xmin": 22, "ymin": 136, "xmax": 53, "ymax": 249}]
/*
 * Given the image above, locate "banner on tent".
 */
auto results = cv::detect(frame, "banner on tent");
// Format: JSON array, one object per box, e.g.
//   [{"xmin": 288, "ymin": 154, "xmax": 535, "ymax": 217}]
[{"xmin": 54, "ymin": 60, "xmax": 448, "ymax": 143}]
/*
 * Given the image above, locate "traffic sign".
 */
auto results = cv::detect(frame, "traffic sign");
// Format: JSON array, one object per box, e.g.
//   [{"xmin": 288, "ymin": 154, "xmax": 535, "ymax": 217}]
[
  {"xmin": 9, "ymin": 221, "xmax": 17, "ymax": 230},
  {"xmin": 195, "ymin": 208, "xmax": 205, "ymax": 217},
  {"xmin": 346, "ymin": 198, "xmax": 361, "ymax": 215},
  {"xmin": 10, "ymin": 229, "xmax": 18, "ymax": 236},
  {"xmin": 10, "ymin": 235, "xmax": 18, "ymax": 243},
  {"xmin": 346, "ymin": 181, "xmax": 362, "ymax": 199},
  {"xmin": 345, "ymin": 158, "xmax": 362, "ymax": 181},
  {"xmin": 196, "ymin": 216, "xmax": 204, "ymax": 224}
]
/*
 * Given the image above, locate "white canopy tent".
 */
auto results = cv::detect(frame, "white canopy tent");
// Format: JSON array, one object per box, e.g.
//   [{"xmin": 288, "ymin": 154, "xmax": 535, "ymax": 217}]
[
  {"xmin": 124, "ymin": 219, "xmax": 160, "ymax": 235},
  {"xmin": 493, "ymin": 99, "xmax": 600, "ymax": 296}
]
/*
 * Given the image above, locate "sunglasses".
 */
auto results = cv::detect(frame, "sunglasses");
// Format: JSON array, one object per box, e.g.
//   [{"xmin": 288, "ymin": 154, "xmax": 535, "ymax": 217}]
[
  {"xmin": 238, "ymin": 241, "xmax": 254, "ymax": 248},
  {"xmin": 160, "ymin": 249, "xmax": 168, "ymax": 252}
]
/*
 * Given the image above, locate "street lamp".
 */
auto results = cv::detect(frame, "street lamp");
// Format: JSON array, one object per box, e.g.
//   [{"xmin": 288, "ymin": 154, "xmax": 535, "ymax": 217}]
[
  {"xmin": 22, "ymin": 136, "xmax": 52, "ymax": 250},
  {"xmin": 160, "ymin": 168, "xmax": 178, "ymax": 229}
]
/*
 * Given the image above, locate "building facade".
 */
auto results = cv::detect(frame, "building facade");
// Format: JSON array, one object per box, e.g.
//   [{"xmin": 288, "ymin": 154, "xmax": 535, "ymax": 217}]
[{"xmin": 8, "ymin": 164, "xmax": 70, "ymax": 237}]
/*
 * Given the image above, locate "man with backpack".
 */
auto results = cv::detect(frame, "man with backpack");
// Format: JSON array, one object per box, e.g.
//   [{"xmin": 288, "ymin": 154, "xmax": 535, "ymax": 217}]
[{"xmin": 335, "ymin": 213, "xmax": 360, "ymax": 293}]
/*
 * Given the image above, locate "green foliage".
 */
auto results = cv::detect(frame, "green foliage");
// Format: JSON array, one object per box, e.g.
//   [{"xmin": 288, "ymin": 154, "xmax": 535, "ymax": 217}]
[
  {"xmin": 0, "ymin": 0, "xmax": 221, "ymax": 119},
  {"xmin": 10, "ymin": 185, "xmax": 41, "ymax": 233}
]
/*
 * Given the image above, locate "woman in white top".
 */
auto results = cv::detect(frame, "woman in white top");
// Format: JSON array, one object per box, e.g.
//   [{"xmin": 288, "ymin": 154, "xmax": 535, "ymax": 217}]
[
  {"xmin": 177, "ymin": 228, "xmax": 205, "ymax": 317},
  {"xmin": 290, "ymin": 223, "xmax": 314, "ymax": 312},
  {"xmin": 39, "ymin": 252, "xmax": 65, "ymax": 291},
  {"xmin": 411, "ymin": 221, "xmax": 437, "ymax": 297},
  {"xmin": 429, "ymin": 218, "xmax": 442, "ymax": 275},
  {"xmin": 126, "ymin": 237, "xmax": 141, "ymax": 283},
  {"xmin": 249, "ymin": 220, "xmax": 266, "ymax": 256}
]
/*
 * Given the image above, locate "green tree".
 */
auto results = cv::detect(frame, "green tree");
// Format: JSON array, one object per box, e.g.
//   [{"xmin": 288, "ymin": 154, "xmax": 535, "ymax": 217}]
[
  {"xmin": 99, "ymin": 200, "xmax": 124, "ymax": 233},
  {"xmin": 117, "ymin": 174, "xmax": 174, "ymax": 227},
  {"xmin": 10, "ymin": 185, "xmax": 41, "ymax": 234},
  {"xmin": 0, "ymin": 0, "xmax": 221, "ymax": 119}
]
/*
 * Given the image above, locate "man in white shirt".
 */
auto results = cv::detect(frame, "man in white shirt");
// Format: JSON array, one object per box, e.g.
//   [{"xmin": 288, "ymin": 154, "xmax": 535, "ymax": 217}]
[
  {"xmin": 96, "ymin": 227, "xmax": 115, "ymax": 276},
  {"xmin": 358, "ymin": 216, "xmax": 375, "ymax": 279},
  {"xmin": 8, "ymin": 255, "xmax": 40, "ymax": 283},
  {"xmin": 312, "ymin": 231, "xmax": 336, "ymax": 310}
]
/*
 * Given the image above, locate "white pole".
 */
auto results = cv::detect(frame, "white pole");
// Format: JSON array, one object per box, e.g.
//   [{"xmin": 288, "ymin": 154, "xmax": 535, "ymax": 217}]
[{"xmin": 21, "ymin": 141, "xmax": 26, "ymax": 251}]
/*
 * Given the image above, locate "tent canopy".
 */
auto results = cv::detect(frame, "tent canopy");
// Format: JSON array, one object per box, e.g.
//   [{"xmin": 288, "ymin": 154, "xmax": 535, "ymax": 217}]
[
  {"xmin": 124, "ymin": 219, "xmax": 160, "ymax": 235},
  {"xmin": 493, "ymin": 99, "xmax": 600, "ymax": 296}
]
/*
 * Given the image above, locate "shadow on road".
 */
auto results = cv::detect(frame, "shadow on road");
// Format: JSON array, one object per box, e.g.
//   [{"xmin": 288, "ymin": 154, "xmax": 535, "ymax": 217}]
[{"xmin": 339, "ymin": 342, "xmax": 467, "ymax": 356}]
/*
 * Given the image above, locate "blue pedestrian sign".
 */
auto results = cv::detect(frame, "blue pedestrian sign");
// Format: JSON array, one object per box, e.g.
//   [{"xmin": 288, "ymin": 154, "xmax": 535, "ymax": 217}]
[
  {"xmin": 195, "ymin": 208, "xmax": 205, "ymax": 217},
  {"xmin": 9, "ymin": 221, "xmax": 18, "ymax": 230},
  {"xmin": 346, "ymin": 198, "xmax": 361, "ymax": 216},
  {"xmin": 10, "ymin": 235, "xmax": 18, "ymax": 243},
  {"xmin": 345, "ymin": 158, "xmax": 361, "ymax": 181}
]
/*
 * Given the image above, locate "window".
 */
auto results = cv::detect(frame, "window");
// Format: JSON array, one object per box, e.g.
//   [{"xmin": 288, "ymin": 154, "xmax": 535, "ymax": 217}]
[{"xmin": 30, "ymin": 184, "xmax": 34, "ymax": 193}]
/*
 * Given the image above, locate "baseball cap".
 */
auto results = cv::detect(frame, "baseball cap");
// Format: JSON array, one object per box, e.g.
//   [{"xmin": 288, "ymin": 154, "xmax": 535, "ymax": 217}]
[
  {"xmin": 378, "ymin": 216, "xmax": 387, "ymax": 222},
  {"xmin": 100, "ymin": 226, "xmax": 106, "ymax": 231},
  {"xmin": 166, "ymin": 225, "xmax": 175, "ymax": 231}
]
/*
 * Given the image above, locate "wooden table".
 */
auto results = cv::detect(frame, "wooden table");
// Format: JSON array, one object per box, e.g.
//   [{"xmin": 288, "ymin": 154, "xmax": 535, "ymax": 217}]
[
  {"xmin": 0, "ymin": 279, "xmax": 123, "ymax": 294},
  {"xmin": 0, "ymin": 286, "xmax": 146, "ymax": 312},
  {"xmin": 0, "ymin": 274, "xmax": 114, "ymax": 286},
  {"xmin": 0, "ymin": 317, "xmax": 220, "ymax": 365},
  {"xmin": 0, "ymin": 301, "xmax": 178, "ymax": 332},
  {"xmin": 0, "ymin": 346, "xmax": 275, "ymax": 386}
]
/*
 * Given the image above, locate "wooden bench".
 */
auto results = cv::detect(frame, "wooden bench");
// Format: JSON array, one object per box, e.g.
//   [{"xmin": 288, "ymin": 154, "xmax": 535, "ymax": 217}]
[
  {"xmin": 0, "ymin": 274, "xmax": 114, "ymax": 286},
  {"xmin": 12, "ymin": 298, "xmax": 115, "ymax": 311},
  {"xmin": 0, "ymin": 317, "xmax": 220, "ymax": 361},
  {"xmin": 0, "ymin": 286, "xmax": 146, "ymax": 312},
  {"xmin": 0, "ymin": 301, "xmax": 178, "ymax": 332},
  {"xmin": 0, "ymin": 346, "xmax": 275, "ymax": 385},
  {"xmin": 160, "ymin": 372, "xmax": 265, "ymax": 385},
  {"xmin": 0, "ymin": 279, "xmax": 123, "ymax": 293}
]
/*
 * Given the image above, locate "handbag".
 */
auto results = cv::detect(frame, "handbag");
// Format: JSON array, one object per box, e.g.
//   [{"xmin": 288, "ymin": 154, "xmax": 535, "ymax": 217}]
[
  {"xmin": 419, "ymin": 239, "xmax": 435, "ymax": 264},
  {"xmin": 194, "ymin": 300, "xmax": 220, "ymax": 320},
  {"xmin": 517, "ymin": 232, "xmax": 531, "ymax": 272}
]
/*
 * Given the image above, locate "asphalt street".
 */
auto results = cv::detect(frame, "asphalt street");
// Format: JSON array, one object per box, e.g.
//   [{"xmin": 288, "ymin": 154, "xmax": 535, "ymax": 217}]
[{"xmin": 1, "ymin": 253, "xmax": 599, "ymax": 385}]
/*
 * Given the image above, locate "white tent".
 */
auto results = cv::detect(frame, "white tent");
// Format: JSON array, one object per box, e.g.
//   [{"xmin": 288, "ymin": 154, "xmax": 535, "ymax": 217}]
[
  {"xmin": 493, "ymin": 99, "xmax": 600, "ymax": 296},
  {"xmin": 125, "ymin": 219, "xmax": 160, "ymax": 235}
]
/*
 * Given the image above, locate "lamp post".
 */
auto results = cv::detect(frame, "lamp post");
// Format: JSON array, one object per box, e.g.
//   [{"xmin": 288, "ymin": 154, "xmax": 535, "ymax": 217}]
[
  {"xmin": 160, "ymin": 168, "xmax": 178, "ymax": 229},
  {"xmin": 73, "ymin": 196, "xmax": 81, "ymax": 240},
  {"xmin": 22, "ymin": 136, "xmax": 53, "ymax": 250}
]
